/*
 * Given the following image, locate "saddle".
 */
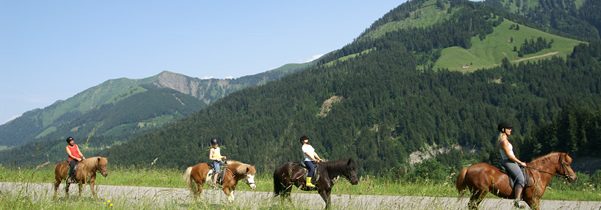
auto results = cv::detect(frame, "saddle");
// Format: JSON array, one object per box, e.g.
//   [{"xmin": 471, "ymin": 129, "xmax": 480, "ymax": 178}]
[{"xmin": 208, "ymin": 161, "xmax": 226, "ymax": 185}]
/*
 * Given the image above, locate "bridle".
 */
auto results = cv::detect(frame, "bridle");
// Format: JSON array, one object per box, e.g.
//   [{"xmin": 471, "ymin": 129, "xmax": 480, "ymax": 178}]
[{"xmin": 524, "ymin": 154, "xmax": 572, "ymax": 180}]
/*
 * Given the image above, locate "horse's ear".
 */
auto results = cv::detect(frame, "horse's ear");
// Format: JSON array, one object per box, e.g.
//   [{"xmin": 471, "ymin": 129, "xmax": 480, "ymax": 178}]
[
  {"xmin": 347, "ymin": 158, "xmax": 353, "ymax": 165},
  {"xmin": 246, "ymin": 167, "xmax": 250, "ymax": 173}
]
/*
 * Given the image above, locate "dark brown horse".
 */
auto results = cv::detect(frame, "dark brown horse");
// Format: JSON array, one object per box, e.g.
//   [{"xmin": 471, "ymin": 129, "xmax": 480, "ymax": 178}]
[
  {"xmin": 273, "ymin": 158, "xmax": 359, "ymax": 209},
  {"xmin": 456, "ymin": 152, "xmax": 577, "ymax": 210},
  {"xmin": 183, "ymin": 160, "xmax": 257, "ymax": 202},
  {"xmin": 53, "ymin": 156, "xmax": 109, "ymax": 199}
]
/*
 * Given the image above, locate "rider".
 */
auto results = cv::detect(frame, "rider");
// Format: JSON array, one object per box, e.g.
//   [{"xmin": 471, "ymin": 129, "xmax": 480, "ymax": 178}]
[
  {"xmin": 498, "ymin": 122, "xmax": 527, "ymax": 208},
  {"xmin": 65, "ymin": 136, "xmax": 85, "ymax": 183},
  {"xmin": 209, "ymin": 138, "xmax": 226, "ymax": 187},
  {"xmin": 300, "ymin": 135, "xmax": 322, "ymax": 188}
]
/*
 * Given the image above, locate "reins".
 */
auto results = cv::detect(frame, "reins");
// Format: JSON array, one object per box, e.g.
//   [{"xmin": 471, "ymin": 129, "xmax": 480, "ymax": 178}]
[{"xmin": 523, "ymin": 154, "xmax": 571, "ymax": 180}]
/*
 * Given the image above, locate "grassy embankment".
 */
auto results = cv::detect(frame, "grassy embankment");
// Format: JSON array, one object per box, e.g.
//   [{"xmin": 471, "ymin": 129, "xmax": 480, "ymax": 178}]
[{"xmin": 1, "ymin": 165, "xmax": 599, "ymax": 201}]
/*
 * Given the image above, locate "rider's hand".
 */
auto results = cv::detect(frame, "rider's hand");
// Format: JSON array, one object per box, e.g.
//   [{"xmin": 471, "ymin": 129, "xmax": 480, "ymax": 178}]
[
  {"xmin": 222, "ymin": 156, "xmax": 227, "ymax": 160},
  {"xmin": 519, "ymin": 162, "xmax": 527, "ymax": 167}
]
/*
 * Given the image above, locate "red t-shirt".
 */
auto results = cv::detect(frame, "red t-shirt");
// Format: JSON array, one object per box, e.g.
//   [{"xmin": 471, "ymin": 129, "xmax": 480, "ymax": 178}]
[{"xmin": 67, "ymin": 144, "xmax": 82, "ymax": 161}]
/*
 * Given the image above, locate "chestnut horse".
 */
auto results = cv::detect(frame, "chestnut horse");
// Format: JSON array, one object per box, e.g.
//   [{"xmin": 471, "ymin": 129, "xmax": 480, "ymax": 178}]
[
  {"xmin": 273, "ymin": 158, "xmax": 359, "ymax": 209},
  {"xmin": 53, "ymin": 156, "xmax": 109, "ymax": 199},
  {"xmin": 183, "ymin": 160, "xmax": 257, "ymax": 202},
  {"xmin": 456, "ymin": 152, "xmax": 577, "ymax": 210}
]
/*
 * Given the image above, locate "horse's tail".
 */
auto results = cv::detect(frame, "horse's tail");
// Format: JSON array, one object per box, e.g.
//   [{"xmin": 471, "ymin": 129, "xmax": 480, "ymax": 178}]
[
  {"xmin": 183, "ymin": 166, "xmax": 196, "ymax": 193},
  {"xmin": 456, "ymin": 167, "xmax": 469, "ymax": 197}
]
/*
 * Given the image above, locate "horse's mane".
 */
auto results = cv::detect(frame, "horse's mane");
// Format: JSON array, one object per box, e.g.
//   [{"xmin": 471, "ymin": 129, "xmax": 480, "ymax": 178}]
[
  {"xmin": 81, "ymin": 156, "xmax": 107, "ymax": 169},
  {"xmin": 226, "ymin": 160, "xmax": 255, "ymax": 175},
  {"xmin": 319, "ymin": 158, "xmax": 355, "ymax": 170},
  {"xmin": 528, "ymin": 152, "xmax": 563, "ymax": 167}
]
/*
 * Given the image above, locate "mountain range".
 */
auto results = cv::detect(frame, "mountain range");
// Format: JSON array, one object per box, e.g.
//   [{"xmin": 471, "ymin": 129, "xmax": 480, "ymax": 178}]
[
  {"xmin": 2, "ymin": 0, "xmax": 601, "ymax": 175},
  {"xmin": 0, "ymin": 62, "xmax": 312, "ymax": 148}
]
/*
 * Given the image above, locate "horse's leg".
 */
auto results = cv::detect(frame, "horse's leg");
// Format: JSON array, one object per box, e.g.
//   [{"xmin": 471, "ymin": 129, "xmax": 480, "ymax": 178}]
[
  {"xmin": 194, "ymin": 181, "xmax": 203, "ymax": 199},
  {"xmin": 525, "ymin": 196, "xmax": 541, "ymax": 210},
  {"xmin": 89, "ymin": 176, "xmax": 97, "ymax": 199},
  {"xmin": 223, "ymin": 187, "xmax": 234, "ymax": 202},
  {"xmin": 468, "ymin": 190, "xmax": 486, "ymax": 210},
  {"xmin": 318, "ymin": 188, "xmax": 332, "ymax": 210},
  {"xmin": 65, "ymin": 182, "xmax": 70, "ymax": 199},
  {"xmin": 53, "ymin": 176, "xmax": 61, "ymax": 199},
  {"xmin": 78, "ymin": 182, "xmax": 83, "ymax": 197}
]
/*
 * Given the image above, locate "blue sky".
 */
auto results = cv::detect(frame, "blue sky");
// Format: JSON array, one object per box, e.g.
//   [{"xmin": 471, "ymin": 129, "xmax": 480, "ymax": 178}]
[{"xmin": 0, "ymin": 0, "xmax": 405, "ymax": 124}]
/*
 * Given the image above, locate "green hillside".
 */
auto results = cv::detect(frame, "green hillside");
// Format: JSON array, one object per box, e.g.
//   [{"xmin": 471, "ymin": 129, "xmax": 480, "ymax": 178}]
[
  {"xmin": 434, "ymin": 19, "xmax": 583, "ymax": 72},
  {"xmin": 485, "ymin": 0, "xmax": 601, "ymax": 41},
  {"xmin": 360, "ymin": 0, "xmax": 458, "ymax": 40}
]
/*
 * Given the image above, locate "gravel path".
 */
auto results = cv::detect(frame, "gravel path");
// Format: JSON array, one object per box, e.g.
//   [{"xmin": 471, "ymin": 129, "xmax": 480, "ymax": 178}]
[{"xmin": 1, "ymin": 182, "xmax": 600, "ymax": 209}]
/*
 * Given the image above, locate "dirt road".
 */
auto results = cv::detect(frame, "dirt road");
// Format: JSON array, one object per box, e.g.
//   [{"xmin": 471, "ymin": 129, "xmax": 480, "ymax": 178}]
[{"xmin": 1, "ymin": 182, "xmax": 600, "ymax": 209}]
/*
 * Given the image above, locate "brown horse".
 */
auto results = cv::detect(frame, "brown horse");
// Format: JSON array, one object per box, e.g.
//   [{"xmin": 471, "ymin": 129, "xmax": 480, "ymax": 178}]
[
  {"xmin": 456, "ymin": 152, "xmax": 577, "ymax": 210},
  {"xmin": 273, "ymin": 158, "xmax": 359, "ymax": 209},
  {"xmin": 53, "ymin": 156, "xmax": 109, "ymax": 199},
  {"xmin": 183, "ymin": 160, "xmax": 257, "ymax": 202}
]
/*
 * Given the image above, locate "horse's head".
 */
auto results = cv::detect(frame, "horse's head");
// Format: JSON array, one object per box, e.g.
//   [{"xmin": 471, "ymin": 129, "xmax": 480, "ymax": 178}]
[
  {"xmin": 97, "ymin": 157, "xmax": 109, "ymax": 177},
  {"xmin": 244, "ymin": 165, "xmax": 257, "ymax": 190},
  {"xmin": 344, "ymin": 158, "xmax": 359, "ymax": 185},
  {"xmin": 558, "ymin": 153, "xmax": 577, "ymax": 182}
]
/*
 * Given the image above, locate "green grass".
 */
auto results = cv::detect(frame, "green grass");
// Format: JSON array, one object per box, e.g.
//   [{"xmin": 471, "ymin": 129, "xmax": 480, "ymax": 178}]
[
  {"xmin": 324, "ymin": 48, "xmax": 376, "ymax": 68},
  {"xmin": 1, "ymin": 165, "xmax": 600, "ymax": 201},
  {"xmin": 361, "ymin": 0, "xmax": 458, "ymax": 41},
  {"xmin": 434, "ymin": 19, "xmax": 584, "ymax": 72}
]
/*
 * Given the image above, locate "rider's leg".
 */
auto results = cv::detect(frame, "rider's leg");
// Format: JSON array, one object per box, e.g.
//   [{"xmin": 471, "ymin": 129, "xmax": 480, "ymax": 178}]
[
  {"xmin": 304, "ymin": 161, "xmax": 316, "ymax": 188},
  {"xmin": 503, "ymin": 161, "xmax": 526, "ymax": 208},
  {"xmin": 212, "ymin": 161, "xmax": 221, "ymax": 187},
  {"xmin": 68, "ymin": 160, "xmax": 77, "ymax": 182}
]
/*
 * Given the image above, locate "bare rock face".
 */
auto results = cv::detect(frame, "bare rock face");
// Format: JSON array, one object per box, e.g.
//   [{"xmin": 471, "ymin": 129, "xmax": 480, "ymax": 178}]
[{"xmin": 154, "ymin": 71, "xmax": 201, "ymax": 98}]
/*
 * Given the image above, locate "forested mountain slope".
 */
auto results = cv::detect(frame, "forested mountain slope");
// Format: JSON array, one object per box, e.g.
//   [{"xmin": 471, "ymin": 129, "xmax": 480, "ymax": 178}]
[{"xmin": 101, "ymin": 1, "xmax": 601, "ymax": 174}]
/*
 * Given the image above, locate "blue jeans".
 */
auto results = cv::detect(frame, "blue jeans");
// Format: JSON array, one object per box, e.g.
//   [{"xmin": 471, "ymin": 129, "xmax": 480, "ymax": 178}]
[
  {"xmin": 304, "ymin": 161, "xmax": 316, "ymax": 177},
  {"xmin": 212, "ymin": 161, "xmax": 221, "ymax": 172},
  {"xmin": 503, "ymin": 161, "xmax": 525, "ymax": 188}
]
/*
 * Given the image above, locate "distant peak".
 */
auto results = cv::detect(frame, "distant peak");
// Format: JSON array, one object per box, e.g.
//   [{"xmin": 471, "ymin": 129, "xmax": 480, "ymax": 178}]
[{"xmin": 157, "ymin": 70, "xmax": 182, "ymax": 77}]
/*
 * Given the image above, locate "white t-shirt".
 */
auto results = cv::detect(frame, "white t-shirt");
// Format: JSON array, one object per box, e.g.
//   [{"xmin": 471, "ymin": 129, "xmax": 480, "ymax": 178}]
[{"xmin": 302, "ymin": 144, "xmax": 315, "ymax": 162}]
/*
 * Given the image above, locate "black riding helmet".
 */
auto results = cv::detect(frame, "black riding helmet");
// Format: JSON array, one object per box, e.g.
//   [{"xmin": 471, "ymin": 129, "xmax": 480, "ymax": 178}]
[
  {"xmin": 210, "ymin": 138, "xmax": 219, "ymax": 145},
  {"xmin": 497, "ymin": 122, "xmax": 512, "ymax": 132},
  {"xmin": 299, "ymin": 135, "xmax": 308, "ymax": 144},
  {"xmin": 66, "ymin": 136, "xmax": 74, "ymax": 143}
]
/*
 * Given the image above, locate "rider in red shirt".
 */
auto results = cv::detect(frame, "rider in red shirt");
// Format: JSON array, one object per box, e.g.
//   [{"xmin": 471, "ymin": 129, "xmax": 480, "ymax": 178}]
[{"xmin": 66, "ymin": 137, "xmax": 85, "ymax": 183}]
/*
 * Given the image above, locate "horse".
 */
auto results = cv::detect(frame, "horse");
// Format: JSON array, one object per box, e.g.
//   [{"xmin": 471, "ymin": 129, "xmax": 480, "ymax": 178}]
[
  {"xmin": 273, "ymin": 158, "xmax": 359, "ymax": 209},
  {"xmin": 456, "ymin": 152, "xmax": 577, "ymax": 210},
  {"xmin": 53, "ymin": 156, "xmax": 109, "ymax": 199},
  {"xmin": 183, "ymin": 160, "xmax": 257, "ymax": 202}
]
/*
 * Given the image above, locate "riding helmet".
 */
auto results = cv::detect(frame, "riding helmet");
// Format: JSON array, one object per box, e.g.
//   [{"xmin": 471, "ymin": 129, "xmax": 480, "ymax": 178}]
[
  {"xmin": 210, "ymin": 138, "xmax": 219, "ymax": 145},
  {"xmin": 66, "ymin": 136, "xmax": 74, "ymax": 143},
  {"xmin": 497, "ymin": 122, "xmax": 512, "ymax": 132},
  {"xmin": 299, "ymin": 135, "xmax": 308, "ymax": 143}
]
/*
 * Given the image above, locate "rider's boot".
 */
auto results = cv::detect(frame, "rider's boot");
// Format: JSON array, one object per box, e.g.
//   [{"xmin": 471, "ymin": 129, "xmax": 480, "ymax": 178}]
[
  {"xmin": 306, "ymin": 177, "xmax": 316, "ymax": 188},
  {"xmin": 513, "ymin": 185, "xmax": 525, "ymax": 208}
]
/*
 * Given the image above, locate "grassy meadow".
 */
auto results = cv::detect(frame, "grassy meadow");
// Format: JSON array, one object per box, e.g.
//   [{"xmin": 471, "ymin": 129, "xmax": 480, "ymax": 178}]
[
  {"xmin": 361, "ymin": 0, "xmax": 459, "ymax": 41},
  {"xmin": 1, "ymin": 165, "xmax": 600, "ymax": 201},
  {"xmin": 434, "ymin": 19, "xmax": 583, "ymax": 72}
]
